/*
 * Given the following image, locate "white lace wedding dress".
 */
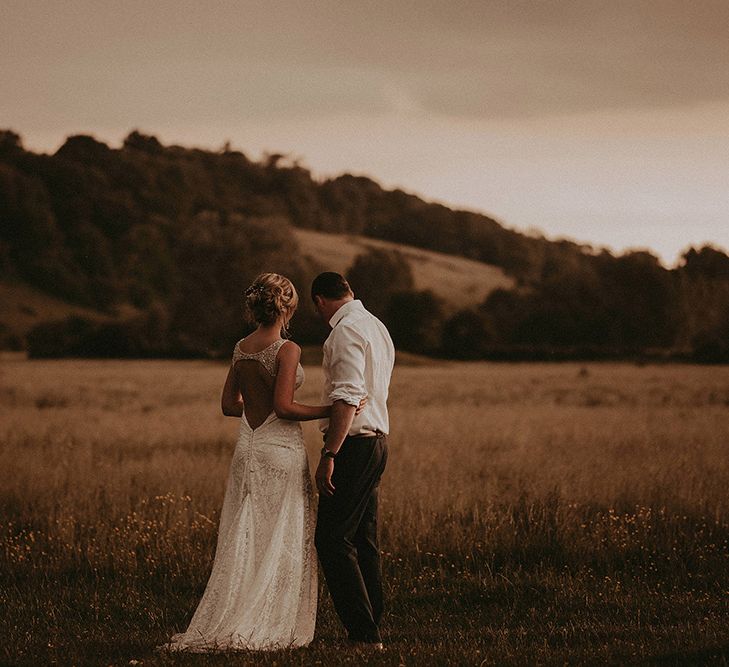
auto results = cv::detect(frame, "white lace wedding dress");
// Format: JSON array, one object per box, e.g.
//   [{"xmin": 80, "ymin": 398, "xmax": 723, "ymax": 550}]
[{"xmin": 163, "ymin": 339, "xmax": 317, "ymax": 651}]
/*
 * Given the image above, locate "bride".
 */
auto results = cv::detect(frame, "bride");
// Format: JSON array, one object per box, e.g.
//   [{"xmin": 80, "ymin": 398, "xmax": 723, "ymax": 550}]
[{"xmin": 161, "ymin": 272, "xmax": 362, "ymax": 652}]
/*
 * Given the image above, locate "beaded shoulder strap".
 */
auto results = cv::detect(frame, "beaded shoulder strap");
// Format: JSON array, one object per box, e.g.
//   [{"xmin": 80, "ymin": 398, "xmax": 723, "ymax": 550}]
[{"xmin": 231, "ymin": 338, "xmax": 288, "ymax": 375}]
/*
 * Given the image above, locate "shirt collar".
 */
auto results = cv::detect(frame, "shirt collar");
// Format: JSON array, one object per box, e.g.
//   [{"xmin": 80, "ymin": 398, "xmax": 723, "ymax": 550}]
[{"xmin": 329, "ymin": 299, "xmax": 363, "ymax": 329}]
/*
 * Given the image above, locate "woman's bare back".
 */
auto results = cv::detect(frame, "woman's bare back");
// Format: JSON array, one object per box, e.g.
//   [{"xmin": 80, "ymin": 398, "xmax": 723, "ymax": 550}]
[
  {"xmin": 235, "ymin": 359, "xmax": 276, "ymax": 429},
  {"xmin": 232, "ymin": 338, "xmax": 288, "ymax": 430}
]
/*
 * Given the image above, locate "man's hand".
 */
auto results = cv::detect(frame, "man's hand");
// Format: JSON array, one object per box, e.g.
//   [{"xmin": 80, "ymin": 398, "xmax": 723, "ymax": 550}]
[
  {"xmin": 315, "ymin": 456, "xmax": 335, "ymax": 496},
  {"xmin": 317, "ymin": 400, "xmax": 355, "ymax": 497},
  {"xmin": 355, "ymin": 395, "xmax": 368, "ymax": 415}
]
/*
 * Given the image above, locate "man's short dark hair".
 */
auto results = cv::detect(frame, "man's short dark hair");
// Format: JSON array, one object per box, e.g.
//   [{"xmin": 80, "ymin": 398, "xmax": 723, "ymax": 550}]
[{"xmin": 311, "ymin": 272, "xmax": 352, "ymax": 300}]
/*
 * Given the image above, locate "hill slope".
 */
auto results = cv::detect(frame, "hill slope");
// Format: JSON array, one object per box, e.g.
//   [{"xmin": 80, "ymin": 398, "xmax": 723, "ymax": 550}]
[
  {"xmin": 0, "ymin": 228, "xmax": 513, "ymax": 347},
  {"xmin": 294, "ymin": 228, "xmax": 514, "ymax": 312}
]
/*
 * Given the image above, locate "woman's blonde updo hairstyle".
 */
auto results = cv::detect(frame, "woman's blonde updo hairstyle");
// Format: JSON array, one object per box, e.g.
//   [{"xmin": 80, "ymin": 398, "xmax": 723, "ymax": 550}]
[{"xmin": 244, "ymin": 273, "xmax": 299, "ymax": 332}]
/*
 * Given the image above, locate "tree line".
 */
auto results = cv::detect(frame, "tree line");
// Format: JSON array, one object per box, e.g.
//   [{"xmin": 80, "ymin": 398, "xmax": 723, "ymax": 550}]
[{"xmin": 1, "ymin": 129, "xmax": 727, "ymax": 361}]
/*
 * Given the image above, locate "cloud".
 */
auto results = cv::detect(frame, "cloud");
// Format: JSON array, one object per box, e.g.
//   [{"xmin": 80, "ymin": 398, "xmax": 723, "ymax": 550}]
[
  {"xmin": 328, "ymin": 0, "xmax": 729, "ymax": 119},
  {"xmin": 3, "ymin": 0, "xmax": 728, "ymax": 127}
]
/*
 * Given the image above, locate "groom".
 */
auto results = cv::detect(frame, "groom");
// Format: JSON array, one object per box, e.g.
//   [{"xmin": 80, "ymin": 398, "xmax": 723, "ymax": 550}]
[{"xmin": 311, "ymin": 272, "xmax": 395, "ymax": 648}]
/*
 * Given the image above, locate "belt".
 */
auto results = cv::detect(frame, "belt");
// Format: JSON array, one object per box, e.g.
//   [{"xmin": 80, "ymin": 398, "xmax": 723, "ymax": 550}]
[
  {"xmin": 349, "ymin": 429, "xmax": 384, "ymax": 439},
  {"xmin": 323, "ymin": 429, "xmax": 384, "ymax": 441}
]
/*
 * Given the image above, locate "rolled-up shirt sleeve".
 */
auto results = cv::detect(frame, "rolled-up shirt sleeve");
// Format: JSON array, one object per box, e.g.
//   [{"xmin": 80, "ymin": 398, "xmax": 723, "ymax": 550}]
[{"xmin": 327, "ymin": 325, "xmax": 367, "ymax": 406}]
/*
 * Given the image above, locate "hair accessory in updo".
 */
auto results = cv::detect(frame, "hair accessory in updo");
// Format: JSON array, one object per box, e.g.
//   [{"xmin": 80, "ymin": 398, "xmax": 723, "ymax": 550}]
[
  {"xmin": 244, "ymin": 273, "xmax": 299, "ymax": 331},
  {"xmin": 245, "ymin": 283, "xmax": 266, "ymax": 298}
]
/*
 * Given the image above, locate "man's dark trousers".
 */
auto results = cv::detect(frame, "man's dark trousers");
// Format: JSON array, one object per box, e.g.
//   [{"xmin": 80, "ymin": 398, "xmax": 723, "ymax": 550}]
[{"xmin": 315, "ymin": 432, "xmax": 388, "ymax": 643}]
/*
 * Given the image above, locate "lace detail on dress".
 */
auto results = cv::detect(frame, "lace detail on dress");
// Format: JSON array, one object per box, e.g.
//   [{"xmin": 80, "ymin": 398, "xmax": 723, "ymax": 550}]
[
  {"xmin": 161, "ymin": 338, "xmax": 315, "ymax": 653},
  {"xmin": 231, "ymin": 338, "xmax": 304, "ymax": 389},
  {"xmin": 232, "ymin": 338, "xmax": 288, "ymax": 375}
]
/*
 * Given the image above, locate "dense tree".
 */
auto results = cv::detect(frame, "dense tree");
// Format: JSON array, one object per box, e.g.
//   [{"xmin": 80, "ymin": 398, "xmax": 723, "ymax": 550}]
[
  {"xmin": 441, "ymin": 309, "xmax": 492, "ymax": 359},
  {"xmin": 682, "ymin": 245, "xmax": 729, "ymax": 280},
  {"xmin": 0, "ymin": 130, "xmax": 23, "ymax": 156},
  {"xmin": 386, "ymin": 290, "xmax": 445, "ymax": 355},
  {"xmin": 675, "ymin": 245, "xmax": 729, "ymax": 357},
  {"xmin": 346, "ymin": 247, "xmax": 414, "ymax": 320},
  {"xmin": 168, "ymin": 213, "xmax": 306, "ymax": 355},
  {"xmin": 481, "ymin": 248, "xmax": 683, "ymax": 353},
  {"xmin": 1, "ymin": 128, "xmax": 727, "ymax": 359},
  {"xmin": 123, "ymin": 130, "xmax": 164, "ymax": 154},
  {"xmin": 691, "ymin": 303, "xmax": 729, "ymax": 363}
]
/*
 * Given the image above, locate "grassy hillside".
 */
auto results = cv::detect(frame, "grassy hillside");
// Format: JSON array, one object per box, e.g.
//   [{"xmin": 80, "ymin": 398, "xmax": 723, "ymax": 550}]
[
  {"xmin": 0, "ymin": 228, "xmax": 513, "ymax": 348},
  {"xmin": 0, "ymin": 282, "xmax": 131, "ymax": 351},
  {"xmin": 0, "ymin": 282, "xmax": 106, "ymax": 335},
  {"xmin": 294, "ymin": 228, "xmax": 514, "ymax": 312}
]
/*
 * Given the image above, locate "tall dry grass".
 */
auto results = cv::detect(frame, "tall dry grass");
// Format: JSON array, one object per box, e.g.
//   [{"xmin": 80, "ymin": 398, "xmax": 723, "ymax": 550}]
[{"xmin": 2, "ymin": 359, "xmax": 729, "ymax": 665}]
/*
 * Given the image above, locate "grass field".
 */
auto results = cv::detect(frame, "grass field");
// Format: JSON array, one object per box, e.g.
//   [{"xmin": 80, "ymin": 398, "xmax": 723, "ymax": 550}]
[{"xmin": 2, "ymin": 359, "xmax": 729, "ymax": 666}]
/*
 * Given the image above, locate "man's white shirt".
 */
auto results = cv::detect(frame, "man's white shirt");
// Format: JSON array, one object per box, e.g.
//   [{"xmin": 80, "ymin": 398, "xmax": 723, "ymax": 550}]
[{"xmin": 319, "ymin": 299, "xmax": 395, "ymax": 437}]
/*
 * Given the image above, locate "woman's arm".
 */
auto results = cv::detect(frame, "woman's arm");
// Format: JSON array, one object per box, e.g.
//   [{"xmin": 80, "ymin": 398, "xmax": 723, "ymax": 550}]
[
  {"xmin": 273, "ymin": 342, "xmax": 332, "ymax": 422},
  {"xmin": 221, "ymin": 364, "xmax": 244, "ymax": 417}
]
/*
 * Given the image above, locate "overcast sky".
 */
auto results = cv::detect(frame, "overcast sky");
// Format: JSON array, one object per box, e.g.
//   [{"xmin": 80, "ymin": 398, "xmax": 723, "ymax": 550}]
[{"xmin": 2, "ymin": 0, "xmax": 728, "ymax": 265}]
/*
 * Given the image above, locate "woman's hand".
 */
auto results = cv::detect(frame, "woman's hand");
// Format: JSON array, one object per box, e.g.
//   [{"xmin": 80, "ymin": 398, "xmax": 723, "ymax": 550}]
[{"xmin": 355, "ymin": 396, "xmax": 368, "ymax": 415}]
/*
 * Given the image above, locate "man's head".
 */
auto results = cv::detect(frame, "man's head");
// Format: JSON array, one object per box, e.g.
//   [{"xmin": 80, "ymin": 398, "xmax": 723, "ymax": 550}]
[{"xmin": 311, "ymin": 272, "xmax": 354, "ymax": 323}]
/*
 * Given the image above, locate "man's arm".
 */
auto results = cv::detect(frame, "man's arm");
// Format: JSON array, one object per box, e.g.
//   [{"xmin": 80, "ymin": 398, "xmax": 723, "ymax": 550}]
[
  {"xmin": 326, "ymin": 325, "xmax": 368, "ymax": 411},
  {"xmin": 315, "ymin": 400, "xmax": 357, "ymax": 496},
  {"xmin": 316, "ymin": 325, "xmax": 367, "ymax": 496},
  {"xmin": 324, "ymin": 400, "xmax": 357, "ymax": 455}
]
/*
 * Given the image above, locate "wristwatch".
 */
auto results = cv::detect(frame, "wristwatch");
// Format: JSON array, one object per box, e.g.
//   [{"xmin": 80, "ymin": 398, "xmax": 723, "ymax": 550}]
[{"xmin": 320, "ymin": 446, "xmax": 336, "ymax": 460}]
